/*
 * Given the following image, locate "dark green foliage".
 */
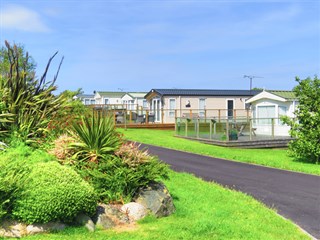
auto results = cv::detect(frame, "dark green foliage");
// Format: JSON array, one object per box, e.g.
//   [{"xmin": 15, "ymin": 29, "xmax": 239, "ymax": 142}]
[
  {"xmin": 12, "ymin": 161, "xmax": 97, "ymax": 224},
  {"xmin": 69, "ymin": 113, "xmax": 121, "ymax": 164},
  {"xmin": 282, "ymin": 76, "xmax": 320, "ymax": 163},
  {"xmin": 0, "ymin": 41, "xmax": 67, "ymax": 144},
  {"xmin": 78, "ymin": 143, "xmax": 169, "ymax": 203}
]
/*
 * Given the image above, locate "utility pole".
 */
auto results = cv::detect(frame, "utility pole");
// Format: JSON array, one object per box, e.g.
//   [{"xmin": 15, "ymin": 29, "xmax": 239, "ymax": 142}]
[{"xmin": 243, "ymin": 75, "xmax": 263, "ymax": 92}]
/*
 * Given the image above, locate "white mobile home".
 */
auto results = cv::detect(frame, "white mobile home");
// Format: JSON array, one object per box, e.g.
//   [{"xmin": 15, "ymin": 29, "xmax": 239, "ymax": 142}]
[{"xmin": 246, "ymin": 90, "xmax": 297, "ymax": 136}]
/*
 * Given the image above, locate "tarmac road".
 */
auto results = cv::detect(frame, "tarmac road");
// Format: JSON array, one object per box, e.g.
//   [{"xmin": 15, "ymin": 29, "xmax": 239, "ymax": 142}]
[{"xmin": 141, "ymin": 144, "xmax": 320, "ymax": 239}]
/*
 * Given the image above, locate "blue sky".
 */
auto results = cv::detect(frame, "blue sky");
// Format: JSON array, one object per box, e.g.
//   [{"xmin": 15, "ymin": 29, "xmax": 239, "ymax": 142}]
[{"xmin": 1, "ymin": 0, "xmax": 319, "ymax": 94}]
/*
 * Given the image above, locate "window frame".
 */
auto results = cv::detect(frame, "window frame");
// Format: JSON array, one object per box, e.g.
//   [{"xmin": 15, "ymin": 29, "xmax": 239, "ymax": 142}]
[{"xmin": 168, "ymin": 98, "xmax": 176, "ymax": 118}]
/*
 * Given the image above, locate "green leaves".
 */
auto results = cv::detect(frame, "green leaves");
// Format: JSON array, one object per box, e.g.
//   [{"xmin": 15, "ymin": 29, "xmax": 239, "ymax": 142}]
[
  {"xmin": 12, "ymin": 161, "xmax": 97, "ymax": 224},
  {"xmin": 283, "ymin": 76, "xmax": 320, "ymax": 163},
  {"xmin": 0, "ymin": 41, "xmax": 66, "ymax": 144},
  {"xmin": 69, "ymin": 113, "xmax": 120, "ymax": 164}
]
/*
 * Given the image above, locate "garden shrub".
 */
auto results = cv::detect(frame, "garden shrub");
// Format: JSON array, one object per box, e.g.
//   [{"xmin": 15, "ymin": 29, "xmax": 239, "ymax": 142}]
[
  {"xmin": 0, "ymin": 156, "xmax": 30, "ymax": 221},
  {"xmin": 0, "ymin": 142, "xmax": 55, "ymax": 164},
  {"xmin": 80, "ymin": 142, "xmax": 169, "ymax": 203},
  {"xmin": 47, "ymin": 89, "xmax": 90, "ymax": 138},
  {"xmin": 12, "ymin": 161, "xmax": 97, "ymax": 224}
]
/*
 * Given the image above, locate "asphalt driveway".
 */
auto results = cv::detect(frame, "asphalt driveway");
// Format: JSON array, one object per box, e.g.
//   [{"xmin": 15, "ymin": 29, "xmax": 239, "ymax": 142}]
[{"xmin": 141, "ymin": 144, "xmax": 320, "ymax": 239}]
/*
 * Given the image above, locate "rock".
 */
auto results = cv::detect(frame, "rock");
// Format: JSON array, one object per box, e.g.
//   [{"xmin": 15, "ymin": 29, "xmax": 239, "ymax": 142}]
[
  {"xmin": 74, "ymin": 213, "xmax": 95, "ymax": 232},
  {"xmin": 0, "ymin": 220, "xmax": 66, "ymax": 238},
  {"xmin": 26, "ymin": 222, "xmax": 66, "ymax": 234},
  {"xmin": 121, "ymin": 202, "xmax": 148, "ymax": 221},
  {"xmin": 0, "ymin": 221, "xmax": 27, "ymax": 238},
  {"xmin": 134, "ymin": 181, "xmax": 175, "ymax": 218},
  {"xmin": 92, "ymin": 204, "xmax": 130, "ymax": 229}
]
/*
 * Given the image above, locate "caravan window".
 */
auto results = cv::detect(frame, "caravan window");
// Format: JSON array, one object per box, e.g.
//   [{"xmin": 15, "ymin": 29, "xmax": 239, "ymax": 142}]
[
  {"xmin": 169, "ymin": 99, "xmax": 176, "ymax": 117},
  {"xmin": 257, "ymin": 106, "xmax": 275, "ymax": 124}
]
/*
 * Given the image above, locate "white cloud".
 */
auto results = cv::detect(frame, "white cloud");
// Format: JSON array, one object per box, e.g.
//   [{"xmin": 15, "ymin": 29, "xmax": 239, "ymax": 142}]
[{"xmin": 1, "ymin": 4, "xmax": 51, "ymax": 32}]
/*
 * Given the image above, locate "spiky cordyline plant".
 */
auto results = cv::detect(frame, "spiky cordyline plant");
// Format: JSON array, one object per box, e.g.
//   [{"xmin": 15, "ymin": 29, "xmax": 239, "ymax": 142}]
[
  {"xmin": 0, "ymin": 41, "xmax": 66, "ymax": 144},
  {"xmin": 69, "ymin": 112, "xmax": 121, "ymax": 164}
]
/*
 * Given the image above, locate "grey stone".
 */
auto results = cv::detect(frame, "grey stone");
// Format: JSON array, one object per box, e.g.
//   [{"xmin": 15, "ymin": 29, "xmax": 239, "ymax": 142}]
[
  {"xmin": 0, "ymin": 220, "xmax": 66, "ymax": 238},
  {"xmin": 26, "ymin": 222, "xmax": 66, "ymax": 234},
  {"xmin": 134, "ymin": 181, "xmax": 175, "ymax": 218},
  {"xmin": 121, "ymin": 202, "xmax": 148, "ymax": 221},
  {"xmin": 92, "ymin": 204, "xmax": 130, "ymax": 229},
  {"xmin": 74, "ymin": 213, "xmax": 95, "ymax": 232}
]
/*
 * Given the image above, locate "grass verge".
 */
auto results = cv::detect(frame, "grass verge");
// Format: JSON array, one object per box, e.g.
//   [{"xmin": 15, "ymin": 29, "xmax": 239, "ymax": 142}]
[
  {"xmin": 118, "ymin": 129, "xmax": 320, "ymax": 176},
  {"xmin": 22, "ymin": 170, "xmax": 309, "ymax": 240}
]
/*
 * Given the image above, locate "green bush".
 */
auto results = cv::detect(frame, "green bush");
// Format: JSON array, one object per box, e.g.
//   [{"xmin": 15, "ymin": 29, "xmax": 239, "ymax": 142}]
[
  {"xmin": 0, "ymin": 159, "xmax": 29, "ymax": 220},
  {"xmin": 0, "ymin": 142, "xmax": 55, "ymax": 164},
  {"xmin": 12, "ymin": 161, "xmax": 97, "ymax": 224},
  {"xmin": 282, "ymin": 76, "xmax": 320, "ymax": 163},
  {"xmin": 80, "ymin": 143, "xmax": 169, "ymax": 203}
]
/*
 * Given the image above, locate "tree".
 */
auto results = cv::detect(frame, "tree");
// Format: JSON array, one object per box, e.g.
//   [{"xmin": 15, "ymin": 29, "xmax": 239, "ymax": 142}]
[
  {"xmin": 0, "ymin": 43, "xmax": 36, "ymax": 78},
  {"xmin": 282, "ymin": 76, "xmax": 320, "ymax": 164}
]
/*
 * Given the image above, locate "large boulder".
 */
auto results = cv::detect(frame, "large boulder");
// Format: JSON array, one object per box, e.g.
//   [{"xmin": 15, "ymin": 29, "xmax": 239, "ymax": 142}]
[
  {"xmin": 134, "ymin": 181, "xmax": 175, "ymax": 217},
  {"xmin": 74, "ymin": 213, "xmax": 95, "ymax": 232},
  {"xmin": 92, "ymin": 204, "xmax": 130, "ymax": 229},
  {"xmin": 121, "ymin": 202, "xmax": 148, "ymax": 221}
]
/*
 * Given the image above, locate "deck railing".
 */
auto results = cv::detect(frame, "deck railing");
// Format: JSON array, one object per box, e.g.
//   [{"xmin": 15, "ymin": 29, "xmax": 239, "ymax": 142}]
[
  {"xmin": 90, "ymin": 106, "xmax": 252, "ymax": 124},
  {"xmin": 175, "ymin": 117, "xmax": 293, "ymax": 142}
]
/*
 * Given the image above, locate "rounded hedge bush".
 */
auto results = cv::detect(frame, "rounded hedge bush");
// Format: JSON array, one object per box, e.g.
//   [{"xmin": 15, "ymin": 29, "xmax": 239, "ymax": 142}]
[{"xmin": 12, "ymin": 161, "xmax": 97, "ymax": 224}]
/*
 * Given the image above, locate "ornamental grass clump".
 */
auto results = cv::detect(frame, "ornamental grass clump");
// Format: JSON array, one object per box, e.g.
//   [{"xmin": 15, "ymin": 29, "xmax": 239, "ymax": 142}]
[
  {"xmin": 49, "ymin": 134, "xmax": 76, "ymax": 164},
  {"xmin": 115, "ymin": 142, "xmax": 150, "ymax": 168},
  {"xmin": 69, "ymin": 113, "xmax": 121, "ymax": 165}
]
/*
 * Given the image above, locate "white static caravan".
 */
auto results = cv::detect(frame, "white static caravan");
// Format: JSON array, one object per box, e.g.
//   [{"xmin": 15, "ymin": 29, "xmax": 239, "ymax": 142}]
[{"xmin": 246, "ymin": 90, "xmax": 297, "ymax": 136}]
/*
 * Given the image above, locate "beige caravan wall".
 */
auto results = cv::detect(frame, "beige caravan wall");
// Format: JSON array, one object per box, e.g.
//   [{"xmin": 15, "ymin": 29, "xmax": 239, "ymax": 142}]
[{"xmin": 160, "ymin": 96, "xmax": 250, "ymax": 123}]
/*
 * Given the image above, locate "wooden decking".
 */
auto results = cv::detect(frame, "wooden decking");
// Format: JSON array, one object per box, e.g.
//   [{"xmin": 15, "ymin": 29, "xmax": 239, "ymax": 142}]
[
  {"xmin": 116, "ymin": 123, "xmax": 175, "ymax": 130},
  {"xmin": 175, "ymin": 135, "xmax": 293, "ymax": 148}
]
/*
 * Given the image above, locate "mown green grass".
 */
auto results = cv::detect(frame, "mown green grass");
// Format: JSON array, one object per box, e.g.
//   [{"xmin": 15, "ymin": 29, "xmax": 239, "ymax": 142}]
[
  {"xmin": 22, "ymin": 170, "xmax": 309, "ymax": 240},
  {"xmin": 118, "ymin": 129, "xmax": 320, "ymax": 176}
]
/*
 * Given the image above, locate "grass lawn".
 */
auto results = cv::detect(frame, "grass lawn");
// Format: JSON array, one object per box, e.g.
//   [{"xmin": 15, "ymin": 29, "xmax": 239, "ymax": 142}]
[
  {"xmin": 118, "ymin": 129, "xmax": 320, "ymax": 176},
  {"xmin": 22, "ymin": 170, "xmax": 310, "ymax": 240}
]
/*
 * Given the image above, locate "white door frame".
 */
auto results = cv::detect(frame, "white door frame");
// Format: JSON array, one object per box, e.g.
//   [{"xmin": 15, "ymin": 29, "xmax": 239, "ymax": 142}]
[{"xmin": 151, "ymin": 98, "xmax": 162, "ymax": 122}]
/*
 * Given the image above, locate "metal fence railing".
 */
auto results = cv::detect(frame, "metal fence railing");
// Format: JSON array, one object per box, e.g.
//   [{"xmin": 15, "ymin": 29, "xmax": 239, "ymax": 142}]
[
  {"xmin": 175, "ymin": 117, "xmax": 292, "ymax": 142},
  {"xmin": 90, "ymin": 107, "xmax": 252, "ymax": 125}
]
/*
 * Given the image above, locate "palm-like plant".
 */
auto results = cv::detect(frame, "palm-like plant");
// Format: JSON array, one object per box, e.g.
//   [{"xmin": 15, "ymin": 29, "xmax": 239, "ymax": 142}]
[{"xmin": 69, "ymin": 113, "xmax": 121, "ymax": 164}]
